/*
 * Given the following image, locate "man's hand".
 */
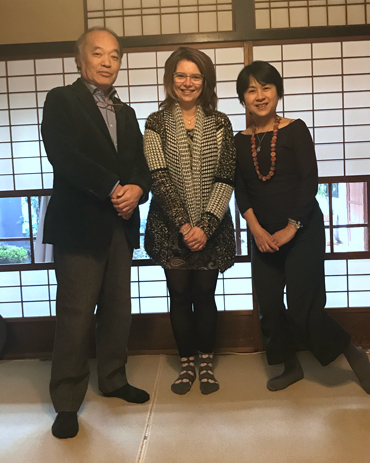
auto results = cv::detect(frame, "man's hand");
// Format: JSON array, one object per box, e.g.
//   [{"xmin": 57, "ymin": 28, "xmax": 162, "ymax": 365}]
[
  {"xmin": 184, "ymin": 226, "xmax": 207, "ymax": 252},
  {"xmin": 110, "ymin": 184, "xmax": 143, "ymax": 218},
  {"xmin": 271, "ymin": 224, "xmax": 297, "ymax": 248}
]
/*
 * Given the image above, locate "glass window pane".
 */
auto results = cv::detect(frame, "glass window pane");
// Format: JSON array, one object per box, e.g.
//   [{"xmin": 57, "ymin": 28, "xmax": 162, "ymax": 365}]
[
  {"xmin": 283, "ymin": 44, "xmax": 311, "ymax": 60},
  {"xmin": 344, "ymin": 92, "xmax": 370, "ymax": 109},
  {"xmin": 7, "ymin": 60, "xmax": 34, "ymax": 76},
  {"xmin": 217, "ymin": 81, "xmax": 239, "ymax": 98},
  {"xmin": 343, "ymin": 58, "xmax": 370, "ymax": 75},
  {"xmin": 284, "ymin": 94, "xmax": 312, "ymax": 111},
  {"xmin": 224, "ymin": 278, "xmax": 252, "ymax": 295},
  {"xmin": 325, "ymin": 259, "xmax": 347, "ymax": 275},
  {"xmin": 224, "ymin": 294, "xmax": 253, "ymax": 310},
  {"xmin": 317, "ymin": 184, "xmax": 330, "ymax": 225},
  {"xmin": 325, "ymin": 227, "xmax": 330, "ymax": 253},
  {"xmin": 0, "ymin": 95, "xmax": 8, "ymax": 110},
  {"xmin": 138, "ymin": 265, "xmax": 165, "ymax": 281},
  {"xmin": 0, "ymin": 143, "xmax": 12, "ymax": 159},
  {"xmin": 129, "ymin": 69, "xmax": 157, "ymax": 86},
  {"xmin": 284, "ymin": 60, "xmax": 312, "ymax": 78},
  {"xmin": 344, "ymin": 108, "xmax": 370, "ymax": 125},
  {"xmin": 344, "ymin": 75, "xmax": 370, "ymax": 92},
  {"xmin": 348, "ymin": 259, "xmax": 370, "ymax": 274},
  {"xmin": 216, "ymin": 64, "xmax": 244, "ymax": 82},
  {"xmin": 22, "ymin": 285, "xmax": 49, "ymax": 301},
  {"xmin": 15, "ymin": 174, "xmax": 43, "ymax": 190},
  {"xmin": 326, "ymin": 292, "xmax": 348, "ymax": 308},
  {"xmin": 314, "ymin": 93, "xmax": 342, "ymax": 110},
  {"xmin": 129, "ymin": 86, "xmax": 158, "ymax": 102},
  {"xmin": 253, "ymin": 46, "xmax": 282, "ymax": 62},
  {"xmin": 349, "ymin": 291, "xmax": 370, "ymax": 307},
  {"xmin": 325, "ymin": 275, "xmax": 347, "ymax": 291},
  {"xmin": 36, "ymin": 75, "xmax": 64, "ymax": 92},
  {"xmin": 332, "ymin": 183, "xmax": 367, "ymax": 225},
  {"xmin": 0, "ymin": 241, "xmax": 31, "ymax": 264},
  {"xmin": 139, "ymin": 281, "xmax": 167, "ymax": 297},
  {"xmin": 140, "ymin": 297, "xmax": 168, "ymax": 313},
  {"xmin": 223, "ymin": 262, "xmax": 252, "ymax": 279},
  {"xmin": 9, "ymin": 93, "xmax": 37, "ymax": 109},
  {"xmin": 349, "ymin": 275, "xmax": 370, "ymax": 291},
  {"xmin": 333, "ymin": 227, "xmax": 368, "ymax": 252},
  {"xmin": 215, "ymin": 294, "xmax": 225, "ymax": 311},
  {"xmin": 128, "ymin": 53, "xmax": 157, "ymax": 69},
  {"xmin": 314, "ymin": 110, "xmax": 343, "ymax": 127},
  {"xmin": 8, "ymin": 77, "xmax": 36, "ymax": 92},
  {"xmin": 284, "ymin": 77, "xmax": 312, "ymax": 95},
  {"xmin": 346, "ymin": 159, "xmax": 370, "ymax": 176},
  {"xmin": 313, "ymin": 42, "xmax": 341, "ymax": 59},
  {"xmin": 21, "ymin": 269, "xmax": 48, "ymax": 285},
  {"xmin": 314, "ymin": 127, "xmax": 343, "ymax": 143},
  {"xmin": 215, "ymin": 47, "xmax": 244, "ymax": 65},
  {"xmin": 313, "ymin": 59, "xmax": 342, "ymax": 76},
  {"xmin": 23, "ymin": 301, "xmax": 50, "ymax": 317},
  {"xmin": 313, "ymin": 76, "xmax": 342, "ymax": 93},
  {"xmin": 0, "ymin": 302, "xmax": 23, "ymax": 318},
  {"xmin": 316, "ymin": 144, "xmax": 343, "ymax": 161},
  {"xmin": 10, "ymin": 109, "xmax": 38, "ymax": 125},
  {"xmin": 218, "ymin": 98, "xmax": 245, "ymax": 115},
  {"xmin": 343, "ymin": 41, "xmax": 370, "ymax": 58}
]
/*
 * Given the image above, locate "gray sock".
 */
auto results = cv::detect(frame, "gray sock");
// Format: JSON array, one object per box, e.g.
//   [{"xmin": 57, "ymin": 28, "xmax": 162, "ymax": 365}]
[
  {"xmin": 171, "ymin": 356, "xmax": 196, "ymax": 395},
  {"xmin": 267, "ymin": 356, "xmax": 304, "ymax": 391},
  {"xmin": 199, "ymin": 352, "xmax": 219, "ymax": 395},
  {"xmin": 343, "ymin": 343, "xmax": 370, "ymax": 394}
]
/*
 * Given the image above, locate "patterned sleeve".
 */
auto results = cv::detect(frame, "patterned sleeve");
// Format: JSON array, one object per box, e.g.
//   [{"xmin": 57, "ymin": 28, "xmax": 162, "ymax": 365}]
[
  {"xmin": 144, "ymin": 112, "xmax": 190, "ymax": 229},
  {"xmin": 196, "ymin": 113, "xmax": 236, "ymax": 238}
]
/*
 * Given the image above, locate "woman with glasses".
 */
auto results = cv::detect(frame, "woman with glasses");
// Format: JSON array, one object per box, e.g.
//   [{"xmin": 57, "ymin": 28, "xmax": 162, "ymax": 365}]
[
  {"xmin": 234, "ymin": 60, "xmax": 370, "ymax": 393},
  {"xmin": 144, "ymin": 47, "xmax": 236, "ymax": 395}
]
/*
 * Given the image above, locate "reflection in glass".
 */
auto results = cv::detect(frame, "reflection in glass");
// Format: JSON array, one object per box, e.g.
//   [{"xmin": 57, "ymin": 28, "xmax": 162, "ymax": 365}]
[
  {"xmin": 0, "ymin": 240, "xmax": 31, "ymax": 264},
  {"xmin": 333, "ymin": 227, "xmax": 368, "ymax": 252},
  {"xmin": 325, "ymin": 228, "xmax": 330, "ymax": 253},
  {"xmin": 316, "ymin": 183, "xmax": 329, "ymax": 226},
  {"xmin": 34, "ymin": 196, "xmax": 53, "ymax": 263},
  {"xmin": 0, "ymin": 195, "xmax": 54, "ymax": 265},
  {"xmin": 332, "ymin": 182, "xmax": 367, "ymax": 225},
  {"xmin": 0, "ymin": 197, "xmax": 31, "ymax": 264},
  {"xmin": 133, "ymin": 234, "xmax": 150, "ymax": 260}
]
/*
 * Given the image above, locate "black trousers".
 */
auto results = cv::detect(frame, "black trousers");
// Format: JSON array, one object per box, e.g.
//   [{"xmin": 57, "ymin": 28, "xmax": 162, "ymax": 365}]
[
  {"xmin": 50, "ymin": 221, "xmax": 133, "ymax": 412},
  {"xmin": 164, "ymin": 269, "xmax": 219, "ymax": 357},
  {"xmin": 251, "ymin": 203, "xmax": 350, "ymax": 366}
]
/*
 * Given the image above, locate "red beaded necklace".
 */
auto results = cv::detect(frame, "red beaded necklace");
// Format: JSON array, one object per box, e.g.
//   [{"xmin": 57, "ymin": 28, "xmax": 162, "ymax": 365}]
[{"xmin": 251, "ymin": 116, "xmax": 280, "ymax": 182}]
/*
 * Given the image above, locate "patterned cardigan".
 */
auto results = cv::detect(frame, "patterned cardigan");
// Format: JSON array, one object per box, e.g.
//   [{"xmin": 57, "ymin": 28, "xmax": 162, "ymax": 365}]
[{"xmin": 143, "ymin": 103, "xmax": 236, "ymax": 273}]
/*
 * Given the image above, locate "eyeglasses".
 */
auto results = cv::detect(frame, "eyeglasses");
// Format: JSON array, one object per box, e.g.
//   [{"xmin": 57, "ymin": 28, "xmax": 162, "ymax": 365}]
[
  {"xmin": 96, "ymin": 101, "xmax": 123, "ymax": 113},
  {"xmin": 173, "ymin": 72, "xmax": 204, "ymax": 85}
]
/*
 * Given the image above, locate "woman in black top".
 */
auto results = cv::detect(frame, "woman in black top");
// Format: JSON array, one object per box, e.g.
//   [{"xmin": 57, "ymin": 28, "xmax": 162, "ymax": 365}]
[{"xmin": 235, "ymin": 61, "xmax": 370, "ymax": 393}]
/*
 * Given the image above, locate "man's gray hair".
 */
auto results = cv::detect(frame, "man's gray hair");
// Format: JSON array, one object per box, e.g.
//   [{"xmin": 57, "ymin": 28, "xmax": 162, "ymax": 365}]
[{"xmin": 75, "ymin": 26, "xmax": 123, "ymax": 70}]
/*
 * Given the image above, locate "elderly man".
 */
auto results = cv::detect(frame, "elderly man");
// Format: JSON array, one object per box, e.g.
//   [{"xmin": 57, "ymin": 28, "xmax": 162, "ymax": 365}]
[{"xmin": 41, "ymin": 27, "xmax": 152, "ymax": 439}]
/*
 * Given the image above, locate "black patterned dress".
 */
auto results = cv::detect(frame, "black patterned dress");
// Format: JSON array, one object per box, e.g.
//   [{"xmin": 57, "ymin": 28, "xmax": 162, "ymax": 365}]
[{"xmin": 143, "ymin": 103, "xmax": 236, "ymax": 272}]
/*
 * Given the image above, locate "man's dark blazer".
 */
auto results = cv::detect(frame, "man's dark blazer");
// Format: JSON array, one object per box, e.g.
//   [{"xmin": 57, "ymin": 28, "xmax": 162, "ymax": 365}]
[{"xmin": 41, "ymin": 78, "xmax": 151, "ymax": 251}]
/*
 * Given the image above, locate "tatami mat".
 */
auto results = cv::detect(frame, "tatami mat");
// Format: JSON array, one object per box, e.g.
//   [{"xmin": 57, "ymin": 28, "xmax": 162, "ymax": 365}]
[{"xmin": 1, "ymin": 352, "xmax": 370, "ymax": 463}]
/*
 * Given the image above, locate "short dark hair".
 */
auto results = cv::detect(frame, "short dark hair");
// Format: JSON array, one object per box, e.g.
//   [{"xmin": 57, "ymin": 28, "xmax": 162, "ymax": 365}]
[
  {"xmin": 236, "ymin": 61, "xmax": 284, "ymax": 106},
  {"xmin": 160, "ymin": 47, "xmax": 217, "ymax": 116},
  {"xmin": 75, "ymin": 26, "xmax": 123, "ymax": 70}
]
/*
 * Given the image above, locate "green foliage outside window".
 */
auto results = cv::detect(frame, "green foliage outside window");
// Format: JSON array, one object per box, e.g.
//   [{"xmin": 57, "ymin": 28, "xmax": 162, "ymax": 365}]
[{"xmin": 0, "ymin": 245, "xmax": 29, "ymax": 264}]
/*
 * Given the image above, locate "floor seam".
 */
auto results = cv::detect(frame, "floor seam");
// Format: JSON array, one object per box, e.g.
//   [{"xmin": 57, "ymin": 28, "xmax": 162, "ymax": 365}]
[{"xmin": 135, "ymin": 354, "xmax": 164, "ymax": 463}]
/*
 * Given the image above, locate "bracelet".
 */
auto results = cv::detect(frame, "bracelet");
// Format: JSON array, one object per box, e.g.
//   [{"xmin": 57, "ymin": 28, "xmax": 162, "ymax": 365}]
[
  {"xmin": 181, "ymin": 227, "xmax": 191, "ymax": 237},
  {"xmin": 288, "ymin": 218, "xmax": 302, "ymax": 230}
]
